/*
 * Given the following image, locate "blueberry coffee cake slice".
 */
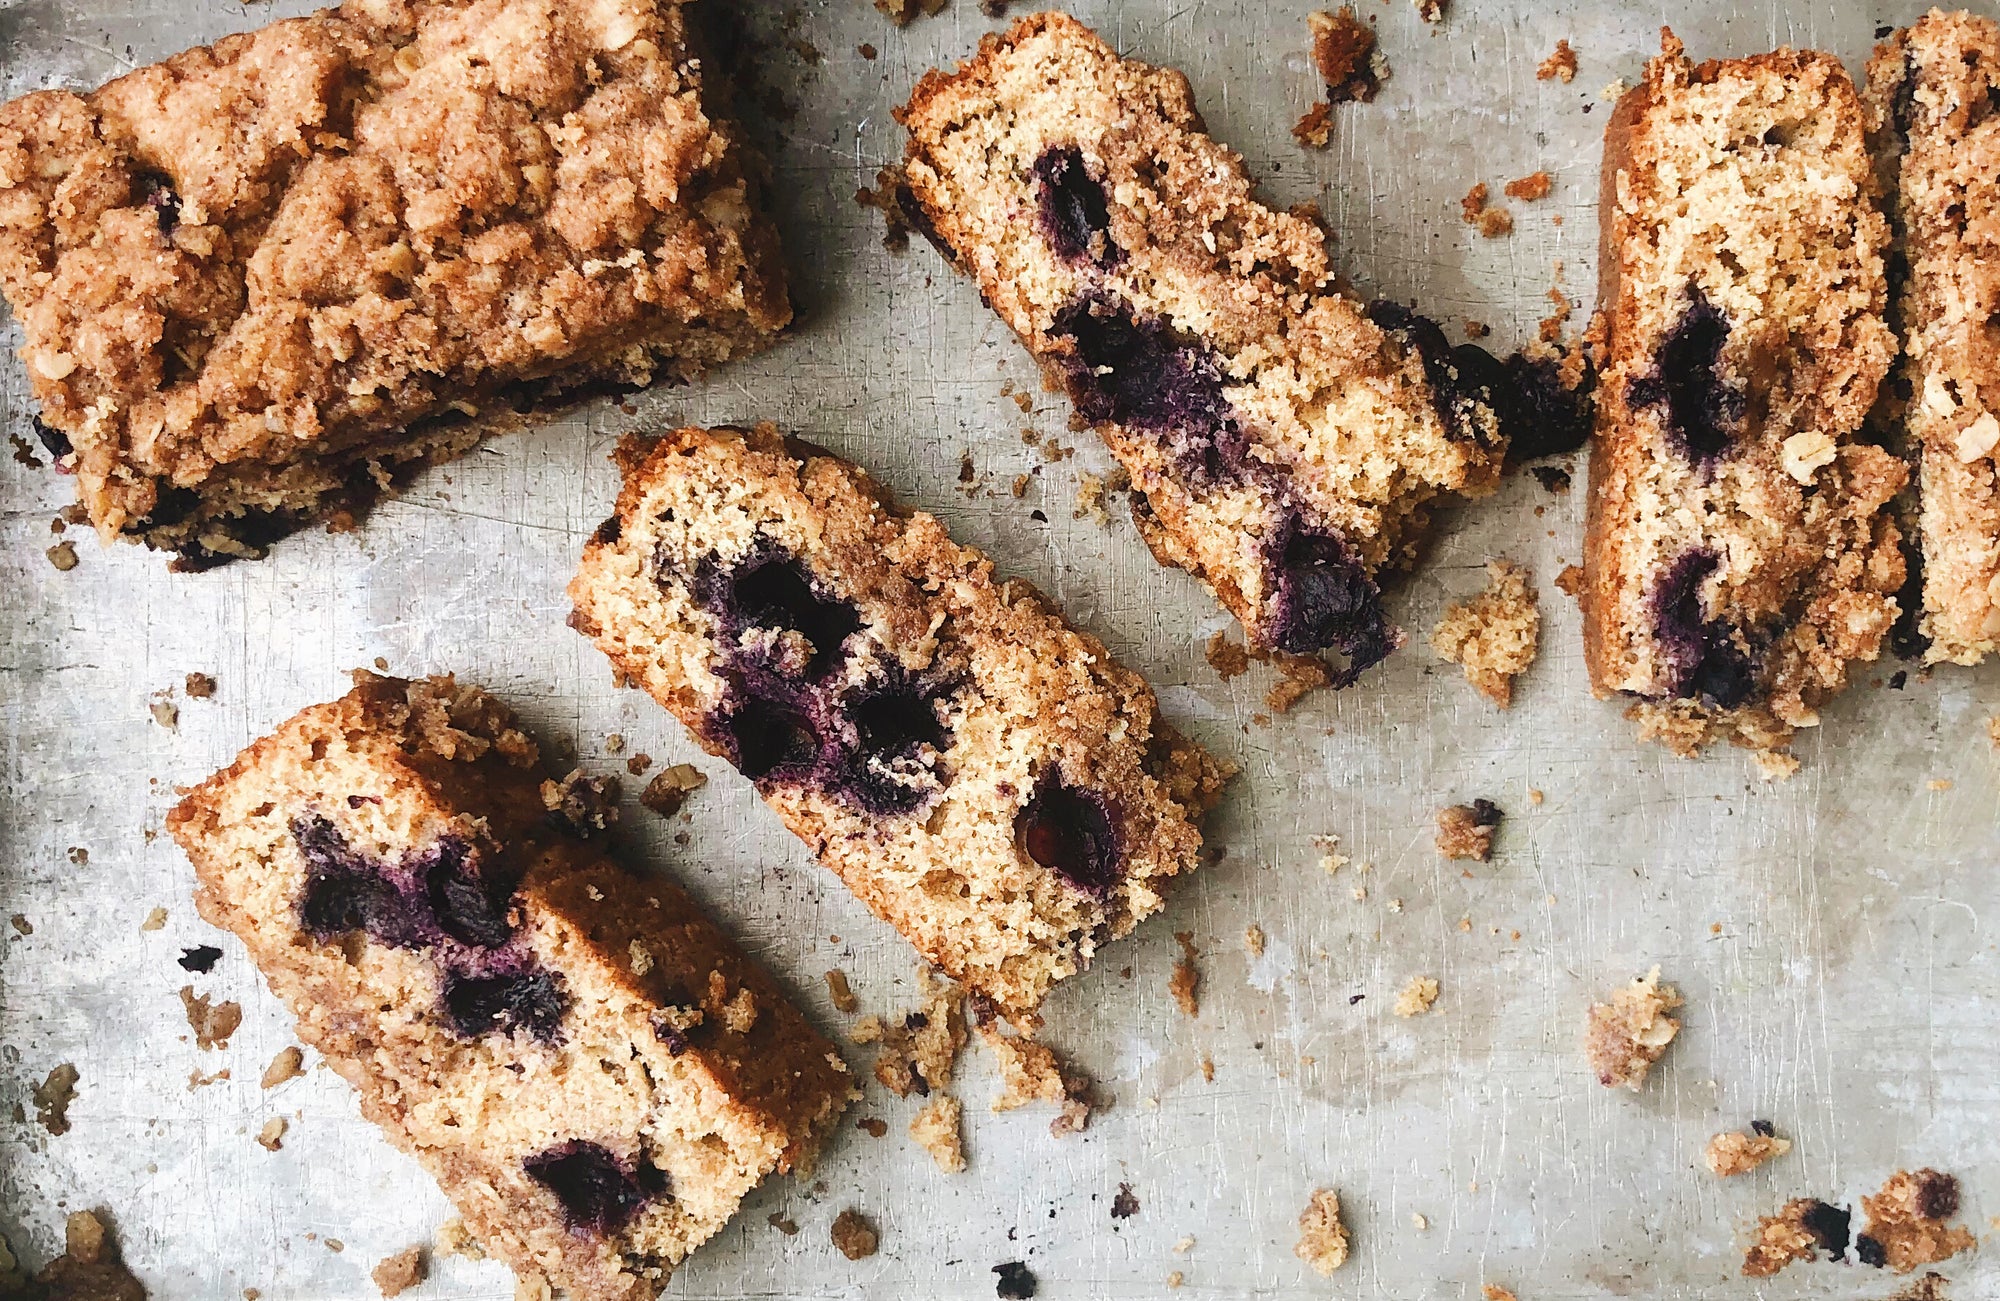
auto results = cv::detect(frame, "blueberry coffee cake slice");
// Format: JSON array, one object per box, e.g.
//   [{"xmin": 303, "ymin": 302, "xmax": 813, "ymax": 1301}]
[
  {"xmin": 0, "ymin": 0, "xmax": 788, "ymax": 570},
  {"xmin": 895, "ymin": 12, "xmax": 1585, "ymax": 685},
  {"xmin": 167, "ymin": 673, "xmax": 852, "ymax": 1300},
  {"xmin": 1867, "ymin": 12, "xmax": 2000, "ymax": 664},
  {"xmin": 568, "ymin": 424, "xmax": 1233, "ymax": 1019},
  {"xmin": 1585, "ymin": 31, "xmax": 1905, "ymax": 766}
]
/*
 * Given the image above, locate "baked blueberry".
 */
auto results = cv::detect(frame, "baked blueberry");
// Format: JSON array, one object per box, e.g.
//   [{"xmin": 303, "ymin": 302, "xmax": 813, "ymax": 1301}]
[
  {"xmin": 1033, "ymin": 145, "xmax": 1118, "ymax": 266},
  {"xmin": 523, "ymin": 1140, "xmax": 671, "ymax": 1235},
  {"xmin": 1015, "ymin": 777, "xmax": 1119, "ymax": 895},
  {"xmin": 442, "ymin": 967, "xmax": 570, "ymax": 1042}
]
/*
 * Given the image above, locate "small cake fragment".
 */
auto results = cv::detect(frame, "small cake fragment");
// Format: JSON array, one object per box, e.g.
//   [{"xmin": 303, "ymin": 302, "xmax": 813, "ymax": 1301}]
[
  {"xmin": 1393, "ymin": 976, "xmax": 1439, "ymax": 1017},
  {"xmin": 909, "ymin": 1096, "xmax": 966, "ymax": 1173},
  {"xmin": 830, "ymin": 1210, "xmax": 880, "ymax": 1261},
  {"xmin": 1706, "ymin": 1125, "xmax": 1791, "ymax": 1176},
  {"xmin": 1308, "ymin": 8, "xmax": 1382, "ymax": 105},
  {"xmin": 1431, "ymin": 561, "xmax": 1541, "ymax": 706},
  {"xmin": 1435, "ymin": 800, "xmax": 1502, "ymax": 861},
  {"xmin": 1857, "ymin": 1169, "xmax": 1975, "ymax": 1273},
  {"xmin": 28, "ymin": 1211, "xmax": 146, "ymax": 1301},
  {"xmin": 1584, "ymin": 965, "xmax": 1682, "ymax": 1089},
  {"xmin": 1585, "ymin": 31, "xmax": 1904, "ymax": 765},
  {"xmin": 371, "ymin": 1245, "xmax": 426, "ymax": 1298},
  {"xmin": 1538, "ymin": 39, "xmax": 1578, "ymax": 82},
  {"xmin": 898, "ymin": 14, "xmax": 1567, "ymax": 686},
  {"xmin": 1744, "ymin": 1198, "xmax": 1851, "ymax": 1276},
  {"xmin": 0, "ymin": 0, "xmax": 790, "ymax": 569},
  {"xmin": 1294, "ymin": 1188, "xmax": 1350, "ymax": 1275},
  {"xmin": 980, "ymin": 1026, "xmax": 1099, "ymax": 1135},
  {"xmin": 569, "ymin": 425, "xmax": 1231, "ymax": 1018},
  {"xmin": 167, "ymin": 673, "xmax": 854, "ymax": 1298}
]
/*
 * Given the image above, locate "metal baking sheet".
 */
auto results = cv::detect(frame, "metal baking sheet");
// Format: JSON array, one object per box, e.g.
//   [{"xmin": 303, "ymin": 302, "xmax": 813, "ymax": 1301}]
[{"xmin": 3, "ymin": 0, "xmax": 1997, "ymax": 1297}]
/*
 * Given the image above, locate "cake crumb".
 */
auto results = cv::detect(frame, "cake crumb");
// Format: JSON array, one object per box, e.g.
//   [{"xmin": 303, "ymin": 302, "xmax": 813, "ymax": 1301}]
[
  {"xmin": 873, "ymin": 0, "xmax": 945, "ymax": 26},
  {"xmin": 1554, "ymin": 564, "xmax": 1586, "ymax": 598},
  {"xmin": 1431, "ymin": 560, "xmax": 1540, "ymax": 707},
  {"xmin": 1294, "ymin": 1188, "xmax": 1350, "ymax": 1275},
  {"xmin": 256, "ymin": 1117, "xmax": 287, "ymax": 1151},
  {"xmin": 767, "ymin": 1213, "xmax": 800, "ymax": 1235},
  {"xmin": 981, "ymin": 1027, "xmax": 1098, "ymax": 1134},
  {"xmin": 854, "ymin": 165, "xmax": 919, "ymax": 251},
  {"xmin": 184, "ymin": 673, "xmax": 217, "ymax": 700},
  {"xmin": 1744, "ymin": 1199, "xmax": 1851, "ymax": 1276},
  {"xmin": 1436, "ymin": 800, "xmax": 1502, "ymax": 861},
  {"xmin": 1073, "ymin": 472, "xmax": 1109, "ymax": 522},
  {"xmin": 1111, "ymin": 1183, "xmax": 1140, "ymax": 1219},
  {"xmin": 1173, "ymin": 1236, "xmax": 1195, "ymax": 1254},
  {"xmin": 625, "ymin": 752, "xmax": 652, "ymax": 775},
  {"xmin": 435, "ymin": 1220, "xmax": 485, "ymax": 1261},
  {"xmin": 150, "ymin": 694, "xmax": 180, "ymax": 730},
  {"xmin": 1504, "ymin": 171, "xmax": 1553, "ymax": 202},
  {"xmin": 1170, "ymin": 932, "xmax": 1201, "ymax": 1017},
  {"xmin": 1482, "ymin": 1287, "xmax": 1519, "ymax": 1301},
  {"xmin": 1528, "ymin": 788, "xmax": 1545, "ymax": 805},
  {"xmin": 1265, "ymin": 653, "xmax": 1333, "ymax": 713},
  {"xmin": 869, "ymin": 973, "xmax": 965, "ymax": 1097},
  {"xmin": 1414, "ymin": 0, "xmax": 1443, "ymax": 22},
  {"xmin": 1537, "ymin": 38, "xmax": 1577, "ymax": 82},
  {"xmin": 369, "ymin": 1245, "xmax": 425, "ymax": 1297},
  {"xmin": 30, "ymin": 1210, "xmax": 146, "ymax": 1301},
  {"xmin": 1461, "ymin": 181, "xmax": 1491, "ymax": 223},
  {"xmin": 1314, "ymin": 835, "xmax": 1350, "ymax": 875},
  {"xmin": 1754, "ymin": 749, "xmax": 1802, "ymax": 782},
  {"xmin": 1200, "ymin": 1054, "xmax": 1215, "ymax": 1082},
  {"xmin": 261, "ymin": 1047, "xmax": 304, "ymax": 1089},
  {"xmin": 45, "ymin": 541, "xmax": 78, "ymax": 571},
  {"xmin": 825, "ymin": 969, "xmax": 859, "ymax": 1015},
  {"xmin": 1600, "ymin": 77, "xmax": 1629, "ymax": 101},
  {"xmin": 909, "ymin": 1095, "xmax": 966, "ymax": 1173},
  {"xmin": 639, "ymin": 764, "xmax": 706, "ymax": 817},
  {"xmin": 1204, "ymin": 631, "xmax": 1252, "ymax": 680},
  {"xmin": 857, "ymin": 1116, "xmax": 888, "ymax": 1137},
  {"xmin": 9, "ymin": 914, "xmax": 28, "ymax": 936},
  {"xmin": 830, "ymin": 1210, "xmax": 879, "ymax": 1261},
  {"xmin": 1165, "ymin": 1270, "xmax": 1184, "ymax": 1288},
  {"xmin": 141, "ymin": 906, "xmax": 168, "ymax": 931},
  {"xmin": 540, "ymin": 769, "xmax": 618, "ymax": 835},
  {"xmin": 1394, "ymin": 976, "xmax": 1439, "ymax": 1017},
  {"xmin": 1307, "ymin": 8, "xmax": 1382, "ymax": 105},
  {"xmin": 1860, "ymin": 1169, "xmax": 1975, "ymax": 1273},
  {"xmin": 1706, "ymin": 1128, "xmax": 1791, "ymax": 1176},
  {"xmin": 1585, "ymin": 965, "xmax": 1682, "ymax": 1089},
  {"xmin": 33, "ymin": 1063, "xmax": 79, "ymax": 1135},
  {"xmin": 180, "ymin": 985, "xmax": 243, "ymax": 1050},
  {"xmin": 1412, "ymin": 1212, "xmax": 1429, "ymax": 1230},
  {"xmin": 1479, "ymin": 207, "xmax": 1514, "ymax": 238},
  {"xmin": 1244, "ymin": 924, "xmax": 1266, "ymax": 958},
  {"xmin": 188, "ymin": 1068, "xmax": 230, "ymax": 1090},
  {"xmin": 1292, "ymin": 102, "xmax": 1334, "ymax": 149}
]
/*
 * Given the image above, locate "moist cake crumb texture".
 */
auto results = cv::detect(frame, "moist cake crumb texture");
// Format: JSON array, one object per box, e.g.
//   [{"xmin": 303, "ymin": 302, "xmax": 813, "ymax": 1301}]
[
  {"xmin": 1585, "ymin": 30, "xmax": 1905, "ymax": 764},
  {"xmin": 1706, "ymin": 1128, "xmax": 1791, "ymax": 1176},
  {"xmin": 1866, "ymin": 12, "xmax": 2000, "ymax": 664},
  {"xmin": 897, "ymin": 12, "xmax": 1573, "ymax": 685},
  {"xmin": 1294, "ymin": 1188, "xmax": 1350, "ymax": 1275},
  {"xmin": 1859, "ymin": 1169, "xmax": 1975, "ymax": 1273},
  {"xmin": 569, "ymin": 423, "xmax": 1231, "ymax": 1018},
  {"xmin": 1435, "ymin": 799, "xmax": 1501, "ymax": 861},
  {"xmin": 1584, "ymin": 964, "xmax": 1681, "ymax": 1089},
  {"xmin": 1430, "ymin": 560, "xmax": 1541, "ymax": 707},
  {"xmin": 166, "ymin": 672, "xmax": 853, "ymax": 1301},
  {"xmin": 0, "ymin": 0, "xmax": 789, "ymax": 569},
  {"xmin": 1392, "ymin": 975, "xmax": 1439, "ymax": 1016},
  {"xmin": 1308, "ymin": 8, "xmax": 1382, "ymax": 105}
]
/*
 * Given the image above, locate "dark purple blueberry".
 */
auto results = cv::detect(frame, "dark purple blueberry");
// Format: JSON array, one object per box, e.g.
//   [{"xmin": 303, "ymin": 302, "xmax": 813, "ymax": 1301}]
[
  {"xmin": 727, "ymin": 554, "xmax": 861, "ymax": 676},
  {"xmin": 1266, "ymin": 523, "xmax": 1399, "ymax": 683},
  {"xmin": 1015, "ymin": 776, "xmax": 1119, "ymax": 895},
  {"xmin": 523, "ymin": 1140, "xmax": 670, "ymax": 1235},
  {"xmin": 1365, "ymin": 301, "xmax": 1511, "ymax": 450},
  {"xmin": 177, "ymin": 945, "xmax": 222, "ymax": 973},
  {"xmin": 300, "ymin": 869, "xmax": 417, "ymax": 946},
  {"xmin": 442, "ymin": 968, "xmax": 570, "ymax": 1042},
  {"xmin": 1649, "ymin": 551, "xmax": 1758, "ymax": 708},
  {"xmin": 1033, "ymin": 145, "xmax": 1118, "ymax": 267},
  {"xmin": 1467, "ymin": 799, "xmax": 1501, "ymax": 828},
  {"xmin": 1750, "ymin": 1118, "xmax": 1775, "ymax": 1138},
  {"xmin": 1049, "ymin": 294, "xmax": 1243, "ymax": 485},
  {"xmin": 1890, "ymin": 55, "xmax": 1918, "ymax": 143},
  {"xmin": 1625, "ymin": 286, "xmax": 1744, "ymax": 467},
  {"xmin": 650, "ymin": 1012, "xmax": 695, "ymax": 1055},
  {"xmin": 720, "ymin": 691, "xmax": 820, "ymax": 780},
  {"xmin": 140, "ymin": 482, "xmax": 202, "ymax": 529},
  {"xmin": 1854, "ymin": 1234, "xmax": 1887, "ymax": 1268},
  {"xmin": 1798, "ymin": 1200, "xmax": 1851, "ymax": 1258},
  {"xmin": 592, "ymin": 514, "xmax": 622, "ymax": 546},
  {"xmin": 31, "ymin": 417, "xmax": 70, "ymax": 460},
  {"xmin": 134, "ymin": 170, "xmax": 179, "ymax": 234},
  {"xmin": 1914, "ymin": 1170, "xmax": 1960, "ymax": 1221},
  {"xmin": 993, "ymin": 1261, "xmax": 1037, "ymax": 1299},
  {"xmin": 1890, "ymin": 535, "xmax": 1929, "ymax": 661},
  {"xmin": 1498, "ymin": 352, "xmax": 1595, "ymax": 462},
  {"xmin": 1110, "ymin": 1183, "xmax": 1139, "ymax": 1219},
  {"xmin": 834, "ymin": 677, "xmax": 953, "ymax": 814},
  {"xmin": 423, "ymin": 840, "xmax": 514, "ymax": 949}
]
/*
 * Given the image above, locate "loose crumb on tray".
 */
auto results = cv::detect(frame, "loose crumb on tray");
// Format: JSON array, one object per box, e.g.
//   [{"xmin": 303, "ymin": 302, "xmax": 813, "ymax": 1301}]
[
  {"xmin": 1504, "ymin": 170, "xmax": 1553, "ymax": 202},
  {"xmin": 1431, "ymin": 561, "xmax": 1540, "ymax": 707},
  {"xmin": 261, "ymin": 1046, "xmax": 304, "ymax": 1090},
  {"xmin": 1394, "ymin": 976, "xmax": 1440, "ymax": 1017},
  {"xmin": 256, "ymin": 1117, "xmax": 286, "ymax": 1151},
  {"xmin": 1436, "ymin": 800, "xmax": 1502, "ymax": 861},
  {"xmin": 825, "ymin": 969, "xmax": 860, "ymax": 1015},
  {"xmin": 33, "ymin": 1063, "xmax": 78, "ymax": 1136},
  {"xmin": 180, "ymin": 986, "xmax": 242, "ymax": 1050},
  {"xmin": 1585, "ymin": 965, "xmax": 1682, "ymax": 1089},
  {"xmin": 873, "ymin": 0, "xmax": 945, "ymax": 26},
  {"xmin": 1204, "ymin": 632, "xmax": 1252, "ymax": 680},
  {"xmin": 1170, "ymin": 931, "xmax": 1201, "ymax": 1017},
  {"xmin": 1294, "ymin": 1188, "xmax": 1351, "ymax": 1275},
  {"xmin": 1860, "ymin": 1169, "xmax": 1975, "ymax": 1273},
  {"xmin": 1538, "ymin": 39, "xmax": 1578, "ymax": 82},
  {"xmin": 1743, "ymin": 1199, "xmax": 1853, "ymax": 1276},
  {"xmin": 1307, "ymin": 8, "xmax": 1383, "ymax": 105},
  {"xmin": 867, "ymin": 971, "xmax": 966, "ymax": 1097},
  {"xmin": 1483, "ymin": 1287, "xmax": 1520, "ymax": 1301},
  {"xmin": 1707, "ymin": 1127, "xmax": 1792, "ymax": 1176},
  {"xmin": 371, "ymin": 1246, "xmax": 426, "ymax": 1298},
  {"xmin": 830, "ymin": 1209, "xmax": 879, "ymax": 1261},
  {"xmin": 980, "ymin": 1026, "xmax": 1099, "ymax": 1134},
  {"xmin": 909, "ymin": 1095, "xmax": 966, "ymax": 1173},
  {"xmin": 28, "ymin": 1211, "xmax": 145, "ymax": 1301},
  {"xmin": 639, "ymin": 764, "xmax": 706, "ymax": 817}
]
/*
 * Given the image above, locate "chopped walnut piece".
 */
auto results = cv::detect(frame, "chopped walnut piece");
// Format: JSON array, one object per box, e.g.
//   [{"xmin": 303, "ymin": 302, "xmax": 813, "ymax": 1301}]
[
  {"xmin": 1706, "ymin": 1128, "xmax": 1791, "ymax": 1176},
  {"xmin": 825, "ymin": 968, "xmax": 860, "ymax": 1014},
  {"xmin": 1294, "ymin": 1188, "xmax": 1350, "ymax": 1275},
  {"xmin": 1584, "ymin": 965, "xmax": 1682, "ymax": 1089},
  {"xmin": 1431, "ymin": 561, "xmax": 1540, "ymax": 707},
  {"xmin": 639, "ymin": 764, "xmax": 706, "ymax": 817},
  {"xmin": 830, "ymin": 1209, "xmax": 879, "ymax": 1261},
  {"xmin": 1435, "ymin": 800, "xmax": 1502, "ymax": 861}
]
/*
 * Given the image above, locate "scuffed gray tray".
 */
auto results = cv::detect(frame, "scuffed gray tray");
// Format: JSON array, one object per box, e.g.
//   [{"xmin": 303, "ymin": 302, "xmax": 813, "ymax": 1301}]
[{"xmin": 2, "ymin": 0, "xmax": 1996, "ymax": 1297}]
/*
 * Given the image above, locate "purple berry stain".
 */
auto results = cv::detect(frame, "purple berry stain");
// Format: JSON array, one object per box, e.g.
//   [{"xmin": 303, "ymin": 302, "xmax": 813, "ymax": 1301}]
[
  {"xmin": 1626, "ymin": 285, "xmax": 1744, "ymax": 467},
  {"xmin": 523, "ymin": 1140, "xmax": 671, "ymax": 1235},
  {"xmin": 1033, "ymin": 145, "xmax": 1118, "ymax": 266},
  {"xmin": 1015, "ymin": 775, "xmax": 1120, "ymax": 894},
  {"xmin": 442, "ymin": 967, "xmax": 571, "ymax": 1042},
  {"xmin": 715, "ymin": 551, "xmax": 861, "ymax": 678},
  {"xmin": 1266, "ymin": 521, "xmax": 1400, "ymax": 683},
  {"xmin": 1649, "ymin": 551, "xmax": 1758, "ymax": 708}
]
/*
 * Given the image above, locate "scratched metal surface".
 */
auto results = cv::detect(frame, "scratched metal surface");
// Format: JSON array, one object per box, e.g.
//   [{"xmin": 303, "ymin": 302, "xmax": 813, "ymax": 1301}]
[{"xmin": 2, "ymin": 0, "xmax": 1998, "ymax": 1297}]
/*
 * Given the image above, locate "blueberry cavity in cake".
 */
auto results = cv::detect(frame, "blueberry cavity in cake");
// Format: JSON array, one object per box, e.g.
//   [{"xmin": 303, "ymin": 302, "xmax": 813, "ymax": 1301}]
[
  {"xmin": 1866, "ymin": 12, "xmax": 2000, "ymax": 665},
  {"xmin": 895, "ymin": 13, "xmax": 1580, "ymax": 684},
  {"xmin": 568, "ymin": 424, "xmax": 1233, "ymax": 1018},
  {"xmin": 1584, "ymin": 30, "xmax": 1906, "ymax": 767},
  {"xmin": 167, "ymin": 673, "xmax": 853, "ymax": 1300}
]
